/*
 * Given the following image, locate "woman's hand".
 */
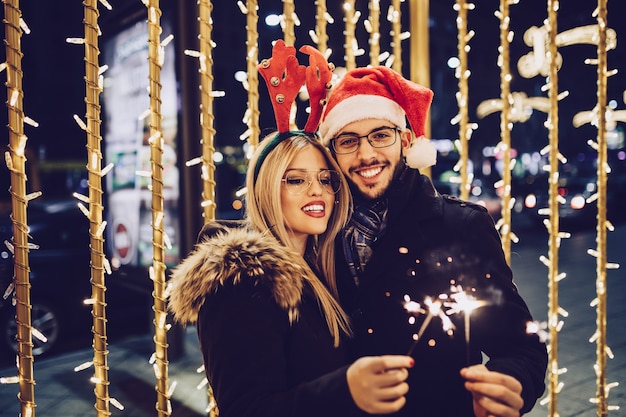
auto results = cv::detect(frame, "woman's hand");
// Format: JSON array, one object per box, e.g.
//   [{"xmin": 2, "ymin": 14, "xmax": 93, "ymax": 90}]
[
  {"xmin": 461, "ymin": 364, "xmax": 524, "ymax": 417},
  {"xmin": 346, "ymin": 355, "xmax": 414, "ymax": 414}
]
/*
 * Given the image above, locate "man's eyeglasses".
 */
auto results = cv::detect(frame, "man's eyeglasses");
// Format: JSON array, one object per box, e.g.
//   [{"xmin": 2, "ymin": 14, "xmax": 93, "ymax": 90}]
[
  {"xmin": 281, "ymin": 169, "xmax": 342, "ymax": 195},
  {"xmin": 331, "ymin": 126, "xmax": 400, "ymax": 155}
]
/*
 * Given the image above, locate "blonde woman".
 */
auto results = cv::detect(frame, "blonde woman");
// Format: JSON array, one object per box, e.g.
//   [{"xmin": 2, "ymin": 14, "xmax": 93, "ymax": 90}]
[
  {"xmin": 167, "ymin": 132, "xmax": 414, "ymax": 417},
  {"xmin": 168, "ymin": 40, "xmax": 414, "ymax": 417}
]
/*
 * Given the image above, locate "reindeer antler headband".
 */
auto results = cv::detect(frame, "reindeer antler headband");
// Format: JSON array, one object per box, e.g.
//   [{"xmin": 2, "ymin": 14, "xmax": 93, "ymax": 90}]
[{"xmin": 253, "ymin": 40, "xmax": 333, "ymax": 181}]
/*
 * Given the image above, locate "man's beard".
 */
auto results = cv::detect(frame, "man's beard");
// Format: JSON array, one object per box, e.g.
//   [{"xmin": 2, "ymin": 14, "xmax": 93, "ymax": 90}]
[{"xmin": 348, "ymin": 159, "xmax": 405, "ymax": 201}]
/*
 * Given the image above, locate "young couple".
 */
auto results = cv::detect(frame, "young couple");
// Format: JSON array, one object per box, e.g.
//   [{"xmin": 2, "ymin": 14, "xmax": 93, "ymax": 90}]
[{"xmin": 167, "ymin": 40, "xmax": 548, "ymax": 417}]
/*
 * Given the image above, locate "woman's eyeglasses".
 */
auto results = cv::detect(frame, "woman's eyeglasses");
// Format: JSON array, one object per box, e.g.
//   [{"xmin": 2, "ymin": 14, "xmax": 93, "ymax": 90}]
[
  {"xmin": 331, "ymin": 126, "xmax": 399, "ymax": 154},
  {"xmin": 281, "ymin": 169, "xmax": 342, "ymax": 195}
]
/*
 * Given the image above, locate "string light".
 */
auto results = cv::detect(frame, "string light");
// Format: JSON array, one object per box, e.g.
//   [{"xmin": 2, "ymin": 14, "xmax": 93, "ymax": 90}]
[
  {"xmin": 25, "ymin": 191, "xmax": 42, "ymax": 202},
  {"xmin": 109, "ymin": 397, "xmax": 124, "ymax": 410},
  {"xmin": 100, "ymin": 162, "xmax": 114, "ymax": 177},
  {"xmin": 452, "ymin": 0, "xmax": 473, "ymax": 200},
  {"xmin": 73, "ymin": 114, "xmax": 88, "ymax": 131},
  {"xmin": 343, "ymin": 0, "xmax": 358, "ymax": 70},
  {"xmin": 0, "ymin": 376, "xmax": 20, "ymax": 385},
  {"xmin": 197, "ymin": 377, "xmax": 209, "ymax": 390},
  {"xmin": 167, "ymin": 380, "xmax": 178, "ymax": 398},
  {"xmin": 367, "ymin": 0, "xmax": 381, "ymax": 67},
  {"xmin": 144, "ymin": 2, "xmax": 172, "ymax": 415}
]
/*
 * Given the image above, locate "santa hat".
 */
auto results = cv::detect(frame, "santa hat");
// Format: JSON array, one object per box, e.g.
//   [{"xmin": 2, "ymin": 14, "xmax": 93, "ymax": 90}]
[{"xmin": 319, "ymin": 66, "xmax": 433, "ymax": 142}]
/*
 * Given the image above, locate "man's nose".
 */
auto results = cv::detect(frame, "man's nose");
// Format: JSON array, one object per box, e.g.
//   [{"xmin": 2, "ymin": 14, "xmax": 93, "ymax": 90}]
[{"xmin": 356, "ymin": 137, "xmax": 377, "ymax": 159}]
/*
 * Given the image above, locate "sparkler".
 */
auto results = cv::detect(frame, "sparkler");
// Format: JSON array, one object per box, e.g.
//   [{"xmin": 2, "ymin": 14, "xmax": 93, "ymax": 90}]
[
  {"xmin": 444, "ymin": 285, "xmax": 489, "ymax": 365},
  {"xmin": 404, "ymin": 295, "xmax": 454, "ymax": 356}
]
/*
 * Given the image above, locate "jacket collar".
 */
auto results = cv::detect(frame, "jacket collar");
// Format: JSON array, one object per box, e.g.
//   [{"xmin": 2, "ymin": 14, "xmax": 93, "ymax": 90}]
[
  {"xmin": 387, "ymin": 164, "xmax": 443, "ymax": 222},
  {"xmin": 167, "ymin": 224, "xmax": 306, "ymax": 325}
]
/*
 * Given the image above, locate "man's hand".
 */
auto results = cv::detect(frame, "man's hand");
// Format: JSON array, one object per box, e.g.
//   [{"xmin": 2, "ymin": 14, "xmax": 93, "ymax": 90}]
[
  {"xmin": 460, "ymin": 364, "xmax": 524, "ymax": 417},
  {"xmin": 347, "ymin": 355, "xmax": 414, "ymax": 414}
]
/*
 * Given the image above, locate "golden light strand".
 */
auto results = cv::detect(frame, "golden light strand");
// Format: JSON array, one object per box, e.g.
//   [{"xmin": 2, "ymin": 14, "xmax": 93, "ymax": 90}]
[
  {"xmin": 409, "ymin": 0, "xmax": 431, "ymax": 177},
  {"xmin": 563, "ymin": 5, "xmax": 620, "ymax": 414},
  {"xmin": 282, "ymin": 0, "xmax": 298, "ymax": 130},
  {"xmin": 82, "ymin": 1, "xmax": 111, "ymax": 415},
  {"xmin": 146, "ymin": 1, "xmax": 171, "ymax": 416},
  {"xmin": 546, "ymin": 2, "xmax": 562, "ymax": 416},
  {"xmin": 245, "ymin": 0, "xmax": 260, "ymax": 153},
  {"xmin": 182, "ymin": 4, "xmax": 218, "ymax": 415},
  {"xmin": 343, "ymin": 0, "xmax": 357, "ymax": 70},
  {"xmin": 496, "ymin": 0, "xmax": 513, "ymax": 264},
  {"xmin": 282, "ymin": 0, "xmax": 296, "ymax": 47},
  {"xmin": 2, "ymin": 1, "xmax": 36, "ymax": 415},
  {"xmin": 367, "ymin": 0, "xmax": 380, "ymax": 67},
  {"xmin": 390, "ymin": 0, "xmax": 402, "ymax": 72},
  {"xmin": 198, "ymin": 0, "xmax": 217, "ymax": 223},
  {"xmin": 454, "ymin": 0, "xmax": 472, "ymax": 201},
  {"xmin": 314, "ymin": 0, "xmax": 329, "ymax": 55},
  {"xmin": 594, "ymin": 1, "xmax": 609, "ymax": 415}
]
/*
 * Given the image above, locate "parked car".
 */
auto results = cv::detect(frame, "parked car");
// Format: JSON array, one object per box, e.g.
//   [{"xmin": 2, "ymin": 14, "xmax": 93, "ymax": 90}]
[
  {"xmin": 518, "ymin": 154, "xmax": 626, "ymax": 228},
  {"xmin": 0, "ymin": 198, "xmax": 152, "ymax": 360}
]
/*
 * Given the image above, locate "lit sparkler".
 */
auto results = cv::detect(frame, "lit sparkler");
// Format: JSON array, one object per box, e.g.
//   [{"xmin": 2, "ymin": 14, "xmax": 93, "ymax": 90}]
[
  {"xmin": 405, "ymin": 294, "xmax": 454, "ymax": 356},
  {"xmin": 444, "ymin": 285, "xmax": 489, "ymax": 364}
]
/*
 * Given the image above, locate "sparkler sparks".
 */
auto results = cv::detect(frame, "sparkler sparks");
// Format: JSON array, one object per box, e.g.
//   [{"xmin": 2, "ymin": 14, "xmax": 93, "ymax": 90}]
[
  {"xmin": 444, "ymin": 285, "xmax": 490, "ymax": 364},
  {"xmin": 404, "ymin": 294, "xmax": 454, "ymax": 355}
]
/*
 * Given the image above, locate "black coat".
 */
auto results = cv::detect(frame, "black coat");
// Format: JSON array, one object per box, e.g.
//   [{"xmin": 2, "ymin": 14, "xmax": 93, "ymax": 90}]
[
  {"xmin": 337, "ymin": 167, "xmax": 548, "ymax": 417},
  {"xmin": 168, "ymin": 222, "xmax": 363, "ymax": 417}
]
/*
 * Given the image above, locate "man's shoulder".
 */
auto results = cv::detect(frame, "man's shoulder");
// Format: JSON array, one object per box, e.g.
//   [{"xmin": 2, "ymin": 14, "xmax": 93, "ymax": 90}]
[
  {"xmin": 440, "ymin": 194, "xmax": 489, "ymax": 214},
  {"xmin": 435, "ymin": 194, "xmax": 493, "ymax": 231}
]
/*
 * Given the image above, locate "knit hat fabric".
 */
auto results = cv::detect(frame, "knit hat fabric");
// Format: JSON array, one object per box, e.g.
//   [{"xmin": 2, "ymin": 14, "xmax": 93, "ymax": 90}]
[{"xmin": 319, "ymin": 66, "xmax": 434, "ymax": 146}]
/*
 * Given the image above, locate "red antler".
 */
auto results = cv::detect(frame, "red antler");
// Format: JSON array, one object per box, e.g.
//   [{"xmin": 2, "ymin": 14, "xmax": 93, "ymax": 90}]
[
  {"xmin": 300, "ymin": 45, "xmax": 333, "ymax": 133},
  {"xmin": 257, "ymin": 40, "xmax": 306, "ymax": 133}
]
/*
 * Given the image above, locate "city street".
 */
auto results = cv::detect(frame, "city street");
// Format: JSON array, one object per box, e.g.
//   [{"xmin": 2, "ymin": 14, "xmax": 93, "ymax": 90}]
[
  {"xmin": 512, "ymin": 221, "xmax": 625, "ymax": 417},
  {"xmin": 0, "ymin": 221, "xmax": 624, "ymax": 417}
]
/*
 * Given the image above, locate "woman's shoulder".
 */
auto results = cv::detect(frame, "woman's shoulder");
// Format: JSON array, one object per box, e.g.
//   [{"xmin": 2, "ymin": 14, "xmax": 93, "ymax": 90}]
[{"xmin": 167, "ymin": 224, "xmax": 306, "ymax": 325}]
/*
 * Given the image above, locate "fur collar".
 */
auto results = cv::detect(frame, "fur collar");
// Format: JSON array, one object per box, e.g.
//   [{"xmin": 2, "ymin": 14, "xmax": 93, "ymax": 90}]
[{"xmin": 167, "ymin": 226, "xmax": 306, "ymax": 325}]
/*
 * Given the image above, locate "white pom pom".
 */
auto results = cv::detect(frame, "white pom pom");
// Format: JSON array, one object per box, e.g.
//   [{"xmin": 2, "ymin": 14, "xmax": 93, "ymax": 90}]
[{"xmin": 405, "ymin": 136, "xmax": 437, "ymax": 170}]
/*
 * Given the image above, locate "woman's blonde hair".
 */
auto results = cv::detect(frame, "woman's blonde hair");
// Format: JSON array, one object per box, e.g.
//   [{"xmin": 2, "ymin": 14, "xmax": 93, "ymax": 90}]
[{"xmin": 246, "ymin": 132, "xmax": 352, "ymax": 346}]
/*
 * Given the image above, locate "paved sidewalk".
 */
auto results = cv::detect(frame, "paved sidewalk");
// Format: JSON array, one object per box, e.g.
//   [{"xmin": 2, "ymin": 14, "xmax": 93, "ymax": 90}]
[
  {"xmin": 512, "ymin": 225, "xmax": 626, "ymax": 417},
  {"xmin": 0, "ymin": 328, "xmax": 209, "ymax": 417}
]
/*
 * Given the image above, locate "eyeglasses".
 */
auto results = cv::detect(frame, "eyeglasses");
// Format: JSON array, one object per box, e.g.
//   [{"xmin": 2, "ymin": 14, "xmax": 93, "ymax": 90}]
[
  {"xmin": 281, "ymin": 169, "xmax": 342, "ymax": 195},
  {"xmin": 331, "ymin": 126, "xmax": 400, "ymax": 154}
]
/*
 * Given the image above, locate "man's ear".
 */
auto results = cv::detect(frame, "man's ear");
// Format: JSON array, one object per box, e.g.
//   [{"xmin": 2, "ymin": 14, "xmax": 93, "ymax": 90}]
[{"xmin": 400, "ymin": 130, "xmax": 413, "ymax": 155}]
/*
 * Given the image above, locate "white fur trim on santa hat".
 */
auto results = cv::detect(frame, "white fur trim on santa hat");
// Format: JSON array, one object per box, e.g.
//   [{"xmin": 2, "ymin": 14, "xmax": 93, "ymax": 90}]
[
  {"xmin": 319, "ymin": 94, "xmax": 406, "ymax": 146},
  {"xmin": 405, "ymin": 136, "xmax": 437, "ymax": 170}
]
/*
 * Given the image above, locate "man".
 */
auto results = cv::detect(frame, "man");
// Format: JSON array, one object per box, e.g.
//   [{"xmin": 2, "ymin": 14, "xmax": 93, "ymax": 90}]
[{"xmin": 319, "ymin": 66, "xmax": 548, "ymax": 417}]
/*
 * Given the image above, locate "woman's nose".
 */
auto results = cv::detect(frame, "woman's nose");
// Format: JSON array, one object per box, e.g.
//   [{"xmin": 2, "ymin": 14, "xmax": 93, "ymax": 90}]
[{"xmin": 307, "ymin": 176, "xmax": 324, "ymax": 195}]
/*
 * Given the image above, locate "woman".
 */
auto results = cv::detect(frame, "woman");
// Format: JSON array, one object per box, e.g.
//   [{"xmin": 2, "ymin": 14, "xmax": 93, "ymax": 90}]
[{"xmin": 167, "ymin": 131, "xmax": 414, "ymax": 417}]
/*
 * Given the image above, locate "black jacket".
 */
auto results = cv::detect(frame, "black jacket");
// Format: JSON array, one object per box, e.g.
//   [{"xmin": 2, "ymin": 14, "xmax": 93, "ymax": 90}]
[
  {"xmin": 337, "ymin": 167, "xmax": 548, "ymax": 416},
  {"xmin": 168, "ymin": 222, "xmax": 363, "ymax": 417}
]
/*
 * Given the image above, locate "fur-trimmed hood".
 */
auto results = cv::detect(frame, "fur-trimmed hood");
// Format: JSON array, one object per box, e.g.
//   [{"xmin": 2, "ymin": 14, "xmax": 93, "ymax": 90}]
[{"xmin": 167, "ymin": 226, "xmax": 307, "ymax": 325}]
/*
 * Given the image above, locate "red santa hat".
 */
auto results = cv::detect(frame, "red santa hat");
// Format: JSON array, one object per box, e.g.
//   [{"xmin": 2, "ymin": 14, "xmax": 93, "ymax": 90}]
[{"xmin": 319, "ymin": 66, "xmax": 434, "ymax": 146}]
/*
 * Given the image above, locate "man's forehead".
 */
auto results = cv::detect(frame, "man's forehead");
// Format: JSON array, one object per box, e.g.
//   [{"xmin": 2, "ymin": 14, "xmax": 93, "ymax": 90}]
[{"xmin": 338, "ymin": 119, "xmax": 391, "ymax": 134}]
